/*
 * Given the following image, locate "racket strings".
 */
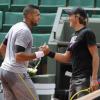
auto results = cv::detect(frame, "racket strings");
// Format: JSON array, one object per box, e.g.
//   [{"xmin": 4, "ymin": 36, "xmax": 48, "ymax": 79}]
[{"xmin": 70, "ymin": 88, "xmax": 90, "ymax": 100}]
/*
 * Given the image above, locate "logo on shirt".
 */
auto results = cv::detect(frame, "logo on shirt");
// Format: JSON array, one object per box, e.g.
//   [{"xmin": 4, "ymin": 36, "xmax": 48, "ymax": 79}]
[
  {"xmin": 69, "ymin": 36, "xmax": 77, "ymax": 49},
  {"xmin": 70, "ymin": 36, "xmax": 77, "ymax": 43}
]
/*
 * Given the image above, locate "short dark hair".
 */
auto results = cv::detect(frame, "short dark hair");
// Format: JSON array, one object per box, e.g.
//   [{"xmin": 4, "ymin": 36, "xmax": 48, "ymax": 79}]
[{"xmin": 23, "ymin": 4, "xmax": 39, "ymax": 17}]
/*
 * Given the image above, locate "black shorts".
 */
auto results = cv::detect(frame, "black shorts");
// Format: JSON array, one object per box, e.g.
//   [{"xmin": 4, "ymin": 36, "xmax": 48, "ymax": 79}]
[
  {"xmin": 69, "ymin": 77, "xmax": 100, "ymax": 100},
  {"xmin": 69, "ymin": 77, "xmax": 90, "ymax": 100}
]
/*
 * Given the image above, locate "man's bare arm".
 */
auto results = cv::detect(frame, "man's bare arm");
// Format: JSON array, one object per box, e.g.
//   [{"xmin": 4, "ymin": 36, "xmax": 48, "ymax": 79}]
[
  {"xmin": 0, "ymin": 43, "xmax": 6, "ymax": 58},
  {"xmin": 88, "ymin": 45, "xmax": 99, "ymax": 91},
  {"xmin": 40, "ymin": 45, "xmax": 72, "ymax": 64},
  {"xmin": 54, "ymin": 51, "xmax": 72, "ymax": 63}
]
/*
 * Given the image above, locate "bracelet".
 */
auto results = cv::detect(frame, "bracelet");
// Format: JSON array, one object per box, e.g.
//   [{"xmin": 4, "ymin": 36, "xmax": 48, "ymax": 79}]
[
  {"xmin": 35, "ymin": 51, "xmax": 44, "ymax": 59},
  {"xmin": 47, "ymin": 51, "xmax": 55, "ymax": 58}
]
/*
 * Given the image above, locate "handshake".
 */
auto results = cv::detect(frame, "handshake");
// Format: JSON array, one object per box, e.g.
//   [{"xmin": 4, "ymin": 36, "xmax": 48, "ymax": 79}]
[
  {"xmin": 34, "ymin": 43, "xmax": 55, "ymax": 59},
  {"xmin": 39, "ymin": 44, "xmax": 50, "ymax": 55},
  {"xmin": 34, "ymin": 44, "xmax": 51, "ymax": 59}
]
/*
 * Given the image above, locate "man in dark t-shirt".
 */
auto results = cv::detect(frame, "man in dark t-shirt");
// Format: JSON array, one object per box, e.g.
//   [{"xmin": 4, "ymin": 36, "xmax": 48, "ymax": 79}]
[
  {"xmin": 69, "ymin": 27, "xmax": 95, "ymax": 78},
  {"xmin": 41, "ymin": 7, "xmax": 100, "ymax": 99}
]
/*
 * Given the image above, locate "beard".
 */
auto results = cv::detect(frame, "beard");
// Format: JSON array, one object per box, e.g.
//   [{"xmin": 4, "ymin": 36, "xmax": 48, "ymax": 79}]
[{"xmin": 32, "ymin": 22, "xmax": 38, "ymax": 26}]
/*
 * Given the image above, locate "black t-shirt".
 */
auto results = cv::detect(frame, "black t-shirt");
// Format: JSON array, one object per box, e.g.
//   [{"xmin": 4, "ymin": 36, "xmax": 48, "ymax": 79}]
[{"xmin": 67, "ymin": 27, "xmax": 96, "ymax": 78}]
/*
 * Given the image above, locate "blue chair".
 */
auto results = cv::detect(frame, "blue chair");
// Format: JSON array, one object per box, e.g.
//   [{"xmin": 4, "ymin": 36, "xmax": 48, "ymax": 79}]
[
  {"xmin": 10, "ymin": 0, "xmax": 38, "ymax": 12},
  {"xmin": 0, "ymin": 0, "xmax": 11, "ymax": 11}
]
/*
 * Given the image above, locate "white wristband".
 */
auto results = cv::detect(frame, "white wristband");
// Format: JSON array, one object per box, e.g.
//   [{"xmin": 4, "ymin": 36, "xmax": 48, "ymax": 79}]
[{"xmin": 35, "ymin": 51, "xmax": 44, "ymax": 59}]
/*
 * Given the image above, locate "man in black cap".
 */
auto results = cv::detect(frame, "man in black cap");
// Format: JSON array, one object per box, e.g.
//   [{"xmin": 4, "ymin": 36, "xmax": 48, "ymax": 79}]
[{"xmin": 40, "ymin": 7, "xmax": 100, "ymax": 99}]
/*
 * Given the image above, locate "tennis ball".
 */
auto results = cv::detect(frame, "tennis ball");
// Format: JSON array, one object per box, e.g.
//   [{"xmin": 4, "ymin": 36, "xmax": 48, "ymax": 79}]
[{"xmin": 27, "ymin": 68, "xmax": 37, "ymax": 77}]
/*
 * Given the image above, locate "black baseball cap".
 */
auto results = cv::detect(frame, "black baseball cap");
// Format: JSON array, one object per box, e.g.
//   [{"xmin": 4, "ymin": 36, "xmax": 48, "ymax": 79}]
[{"xmin": 65, "ymin": 7, "xmax": 88, "ymax": 19}]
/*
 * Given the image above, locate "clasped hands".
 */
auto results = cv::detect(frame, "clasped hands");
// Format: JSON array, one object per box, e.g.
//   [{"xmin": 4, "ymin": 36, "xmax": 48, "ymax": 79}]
[{"xmin": 39, "ymin": 44, "xmax": 50, "ymax": 56}]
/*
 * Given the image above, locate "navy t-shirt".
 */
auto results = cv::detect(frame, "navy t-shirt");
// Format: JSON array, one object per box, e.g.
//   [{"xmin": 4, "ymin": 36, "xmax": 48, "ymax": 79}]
[{"xmin": 67, "ymin": 27, "xmax": 96, "ymax": 78}]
